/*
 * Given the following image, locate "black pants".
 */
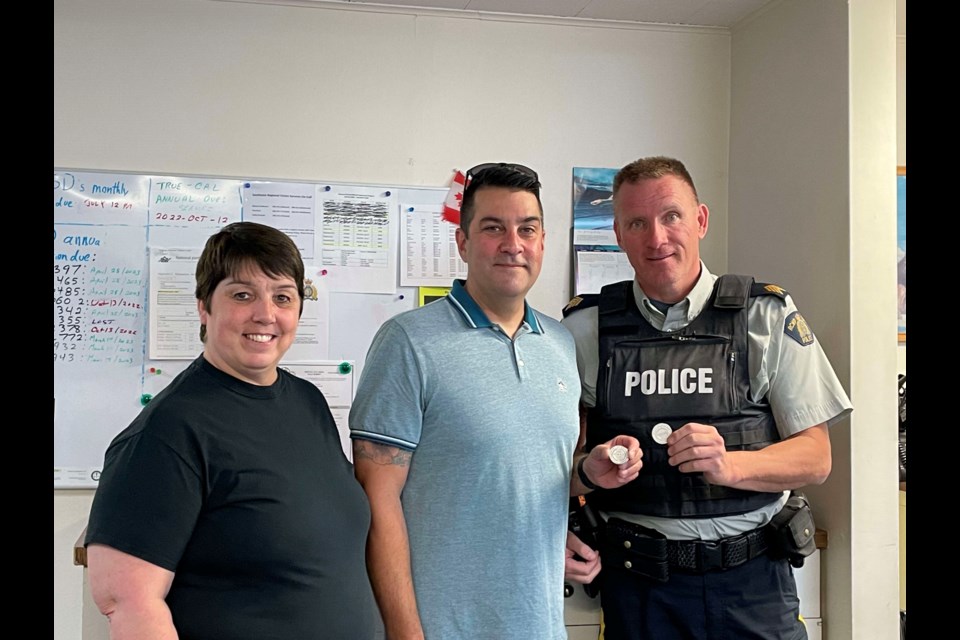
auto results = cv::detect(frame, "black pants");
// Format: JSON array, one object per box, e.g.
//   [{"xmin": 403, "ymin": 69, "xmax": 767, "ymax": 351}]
[{"xmin": 599, "ymin": 551, "xmax": 807, "ymax": 640}]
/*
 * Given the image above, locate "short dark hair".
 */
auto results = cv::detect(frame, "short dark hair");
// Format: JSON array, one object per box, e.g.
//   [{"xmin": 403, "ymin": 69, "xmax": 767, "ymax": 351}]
[
  {"xmin": 613, "ymin": 156, "xmax": 700, "ymax": 202},
  {"xmin": 195, "ymin": 222, "xmax": 305, "ymax": 342},
  {"xmin": 460, "ymin": 164, "xmax": 543, "ymax": 235}
]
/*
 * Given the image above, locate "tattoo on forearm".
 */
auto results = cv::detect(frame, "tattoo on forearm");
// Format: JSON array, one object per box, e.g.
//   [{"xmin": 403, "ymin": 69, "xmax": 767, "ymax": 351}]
[{"xmin": 354, "ymin": 441, "xmax": 412, "ymax": 467}]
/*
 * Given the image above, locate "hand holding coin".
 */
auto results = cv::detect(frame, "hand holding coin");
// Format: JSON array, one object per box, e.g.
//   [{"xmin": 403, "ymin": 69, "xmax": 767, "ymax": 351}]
[{"xmin": 581, "ymin": 436, "xmax": 643, "ymax": 491}]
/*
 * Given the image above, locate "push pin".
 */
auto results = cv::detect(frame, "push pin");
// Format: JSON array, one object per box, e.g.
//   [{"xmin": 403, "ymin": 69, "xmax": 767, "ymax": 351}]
[{"xmin": 338, "ymin": 362, "xmax": 352, "ymax": 374}]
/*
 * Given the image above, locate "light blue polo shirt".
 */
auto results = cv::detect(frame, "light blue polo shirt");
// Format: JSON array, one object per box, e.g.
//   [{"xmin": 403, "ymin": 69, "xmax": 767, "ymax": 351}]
[{"xmin": 350, "ymin": 280, "xmax": 580, "ymax": 640}]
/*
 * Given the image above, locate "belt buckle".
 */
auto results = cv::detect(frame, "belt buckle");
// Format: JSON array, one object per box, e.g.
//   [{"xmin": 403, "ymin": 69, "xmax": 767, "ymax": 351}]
[{"xmin": 698, "ymin": 540, "xmax": 724, "ymax": 572}]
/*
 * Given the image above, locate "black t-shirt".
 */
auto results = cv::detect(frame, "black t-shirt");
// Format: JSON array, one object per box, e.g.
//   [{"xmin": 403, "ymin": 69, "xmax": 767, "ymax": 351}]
[{"xmin": 86, "ymin": 357, "xmax": 377, "ymax": 640}]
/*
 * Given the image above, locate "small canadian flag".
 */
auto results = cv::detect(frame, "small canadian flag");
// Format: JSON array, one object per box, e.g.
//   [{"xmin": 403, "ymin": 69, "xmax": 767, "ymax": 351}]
[{"xmin": 442, "ymin": 170, "xmax": 466, "ymax": 224}]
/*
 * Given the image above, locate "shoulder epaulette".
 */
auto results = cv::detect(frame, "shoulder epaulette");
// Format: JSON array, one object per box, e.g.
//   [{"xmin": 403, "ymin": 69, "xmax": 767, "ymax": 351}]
[
  {"xmin": 562, "ymin": 293, "xmax": 600, "ymax": 317},
  {"xmin": 751, "ymin": 282, "xmax": 789, "ymax": 301}
]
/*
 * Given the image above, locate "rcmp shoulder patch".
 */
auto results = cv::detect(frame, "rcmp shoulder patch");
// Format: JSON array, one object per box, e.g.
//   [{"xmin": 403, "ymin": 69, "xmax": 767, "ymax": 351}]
[
  {"xmin": 784, "ymin": 311, "xmax": 815, "ymax": 346},
  {"xmin": 752, "ymin": 282, "xmax": 788, "ymax": 300},
  {"xmin": 562, "ymin": 293, "xmax": 600, "ymax": 317}
]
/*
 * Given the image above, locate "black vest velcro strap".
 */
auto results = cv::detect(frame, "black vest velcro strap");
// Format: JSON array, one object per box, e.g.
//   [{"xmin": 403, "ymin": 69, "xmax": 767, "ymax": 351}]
[
  {"xmin": 597, "ymin": 281, "xmax": 633, "ymax": 315},
  {"xmin": 720, "ymin": 427, "xmax": 774, "ymax": 448},
  {"xmin": 713, "ymin": 274, "xmax": 753, "ymax": 309}
]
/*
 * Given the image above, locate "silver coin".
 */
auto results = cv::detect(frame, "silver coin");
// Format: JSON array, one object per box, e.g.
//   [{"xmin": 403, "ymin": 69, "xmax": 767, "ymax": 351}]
[
  {"xmin": 608, "ymin": 445, "xmax": 629, "ymax": 465},
  {"xmin": 651, "ymin": 423, "xmax": 672, "ymax": 445}
]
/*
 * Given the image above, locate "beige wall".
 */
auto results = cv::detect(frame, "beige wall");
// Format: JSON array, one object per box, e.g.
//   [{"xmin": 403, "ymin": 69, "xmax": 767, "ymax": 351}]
[
  {"xmin": 53, "ymin": 0, "xmax": 733, "ymax": 319},
  {"xmin": 729, "ymin": 0, "xmax": 900, "ymax": 637}
]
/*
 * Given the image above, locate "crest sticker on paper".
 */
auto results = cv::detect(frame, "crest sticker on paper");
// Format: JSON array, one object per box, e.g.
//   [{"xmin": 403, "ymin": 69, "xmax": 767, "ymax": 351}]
[
  {"xmin": 784, "ymin": 311, "xmax": 815, "ymax": 346},
  {"xmin": 303, "ymin": 278, "xmax": 319, "ymax": 301}
]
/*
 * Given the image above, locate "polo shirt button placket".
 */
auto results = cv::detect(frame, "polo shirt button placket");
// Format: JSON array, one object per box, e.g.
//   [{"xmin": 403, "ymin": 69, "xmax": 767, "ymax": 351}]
[{"xmin": 514, "ymin": 344, "xmax": 527, "ymax": 380}]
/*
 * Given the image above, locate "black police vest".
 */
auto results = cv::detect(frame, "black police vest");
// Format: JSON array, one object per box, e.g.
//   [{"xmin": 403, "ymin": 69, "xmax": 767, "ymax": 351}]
[{"xmin": 585, "ymin": 275, "xmax": 782, "ymax": 518}]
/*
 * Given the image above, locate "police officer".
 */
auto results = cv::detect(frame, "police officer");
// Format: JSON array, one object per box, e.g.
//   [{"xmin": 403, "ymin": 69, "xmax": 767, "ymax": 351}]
[{"xmin": 562, "ymin": 156, "xmax": 852, "ymax": 639}]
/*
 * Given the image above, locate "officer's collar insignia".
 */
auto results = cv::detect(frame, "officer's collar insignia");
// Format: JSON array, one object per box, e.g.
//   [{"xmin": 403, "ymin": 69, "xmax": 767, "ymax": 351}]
[
  {"xmin": 764, "ymin": 284, "xmax": 786, "ymax": 296},
  {"xmin": 784, "ymin": 311, "xmax": 815, "ymax": 346},
  {"xmin": 564, "ymin": 296, "xmax": 584, "ymax": 312}
]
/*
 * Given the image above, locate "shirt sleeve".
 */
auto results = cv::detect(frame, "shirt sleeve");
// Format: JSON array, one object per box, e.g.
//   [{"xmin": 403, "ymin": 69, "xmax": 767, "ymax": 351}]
[
  {"xmin": 560, "ymin": 306, "xmax": 601, "ymax": 408},
  {"xmin": 349, "ymin": 319, "xmax": 425, "ymax": 451},
  {"xmin": 84, "ymin": 427, "xmax": 202, "ymax": 572},
  {"xmin": 748, "ymin": 295, "xmax": 853, "ymax": 437}
]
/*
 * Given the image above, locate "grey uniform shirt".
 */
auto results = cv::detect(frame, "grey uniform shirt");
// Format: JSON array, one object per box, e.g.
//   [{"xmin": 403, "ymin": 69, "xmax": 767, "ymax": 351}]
[{"xmin": 562, "ymin": 262, "xmax": 852, "ymax": 540}]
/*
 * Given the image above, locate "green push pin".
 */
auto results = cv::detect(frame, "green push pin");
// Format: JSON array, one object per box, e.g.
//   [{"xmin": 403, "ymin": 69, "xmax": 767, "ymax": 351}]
[
  {"xmin": 140, "ymin": 393, "xmax": 153, "ymax": 406},
  {"xmin": 338, "ymin": 362, "xmax": 352, "ymax": 374}
]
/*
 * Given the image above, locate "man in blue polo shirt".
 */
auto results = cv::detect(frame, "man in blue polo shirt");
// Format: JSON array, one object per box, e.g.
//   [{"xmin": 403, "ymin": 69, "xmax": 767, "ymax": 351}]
[{"xmin": 350, "ymin": 163, "xmax": 641, "ymax": 640}]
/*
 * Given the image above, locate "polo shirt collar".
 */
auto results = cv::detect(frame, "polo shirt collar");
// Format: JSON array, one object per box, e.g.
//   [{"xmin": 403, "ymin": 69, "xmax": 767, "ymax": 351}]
[{"xmin": 447, "ymin": 279, "xmax": 543, "ymax": 334}]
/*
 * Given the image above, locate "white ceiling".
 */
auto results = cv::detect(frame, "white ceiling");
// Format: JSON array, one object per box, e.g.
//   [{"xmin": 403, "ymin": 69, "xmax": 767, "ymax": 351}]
[{"xmin": 303, "ymin": 0, "xmax": 905, "ymax": 34}]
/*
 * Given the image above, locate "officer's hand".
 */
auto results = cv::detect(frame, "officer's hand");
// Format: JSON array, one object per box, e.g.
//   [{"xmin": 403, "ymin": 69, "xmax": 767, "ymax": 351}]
[
  {"xmin": 564, "ymin": 531, "xmax": 601, "ymax": 584},
  {"xmin": 582, "ymin": 435, "xmax": 643, "ymax": 489},
  {"xmin": 667, "ymin": 422, "xmax": 740, "ymax": 486}
]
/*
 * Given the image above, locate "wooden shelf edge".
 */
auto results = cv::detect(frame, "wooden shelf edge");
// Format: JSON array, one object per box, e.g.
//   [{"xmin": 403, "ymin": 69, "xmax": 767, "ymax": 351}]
[
  {"xmin": 814, "ymin": 528, "xmax": 828, "ymax": 550},
  {"xmin": 74, "ymin": 527, "xmax": 88, "ymax": 567}
]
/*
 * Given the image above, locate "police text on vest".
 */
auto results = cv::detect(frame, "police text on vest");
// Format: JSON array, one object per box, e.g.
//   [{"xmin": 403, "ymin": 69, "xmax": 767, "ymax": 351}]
[{"xmin": 624, "ymin": 369, "xmax": 713, "ymax": 396}]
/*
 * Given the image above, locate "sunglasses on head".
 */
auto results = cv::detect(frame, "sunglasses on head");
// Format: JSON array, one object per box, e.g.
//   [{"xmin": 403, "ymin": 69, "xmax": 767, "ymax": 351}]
[{"xmin": 465, "ymin": 162, "xmax": 539, "ymax": 184}]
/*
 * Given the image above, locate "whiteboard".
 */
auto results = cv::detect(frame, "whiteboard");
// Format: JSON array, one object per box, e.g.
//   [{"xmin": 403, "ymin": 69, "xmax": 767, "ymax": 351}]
[{"xmin": 54, "ymin": 168, "xmax": 448, "ymax": 488}]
